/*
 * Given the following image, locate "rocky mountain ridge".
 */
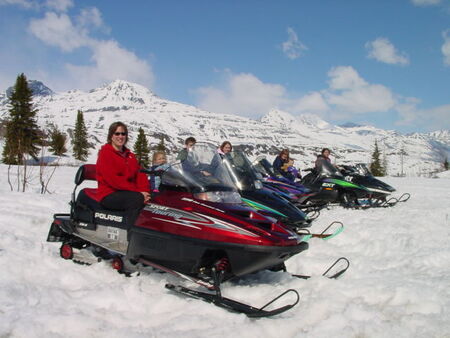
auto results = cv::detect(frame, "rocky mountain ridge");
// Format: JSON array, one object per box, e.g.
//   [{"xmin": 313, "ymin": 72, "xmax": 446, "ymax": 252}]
[{"xmin": 0, "ymin": 79, "xmax": 449, "ymax": 176}]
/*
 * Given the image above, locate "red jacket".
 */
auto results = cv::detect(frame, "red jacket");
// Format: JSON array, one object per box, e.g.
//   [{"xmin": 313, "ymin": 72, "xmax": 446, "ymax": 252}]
[{"xmin": 95, "ymin": 143, "xmax": 150, "ymax": 202}]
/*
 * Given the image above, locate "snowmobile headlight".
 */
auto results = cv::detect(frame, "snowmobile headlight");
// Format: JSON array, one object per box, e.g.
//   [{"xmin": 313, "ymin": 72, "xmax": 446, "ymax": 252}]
[{"xmin": 194, "ymin": 191, "xmax": 242, "ymax": 204}]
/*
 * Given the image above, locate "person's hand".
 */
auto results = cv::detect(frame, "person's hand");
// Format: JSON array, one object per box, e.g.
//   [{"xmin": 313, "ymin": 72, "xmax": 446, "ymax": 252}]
[
  {"xmin": 141, "ymin": 191, "xmax": 151, "ymax": 203},
  {"xmin": 200, "ymin": 171, "xmax": 211, "ymax": 176}
]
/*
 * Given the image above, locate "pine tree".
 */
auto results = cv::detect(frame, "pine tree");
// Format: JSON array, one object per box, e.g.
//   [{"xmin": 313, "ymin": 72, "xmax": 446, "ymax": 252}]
[
  {"xmin": 2, "ymin": 73, "xmax": 41, "ymax": 164},
  {"xmin": 156, "ymin": 135, "xmax": 166, "ymax": 151},
  {"xmin": 370, "ymin": 140, "xmax": 385, "ymax": 176},
  {"xmin": 133, "ymin": 127, "xmax": 150, "ymax": 168},
  {"xmin": 444, "ymin": 157, "xmax": 449, "ymax": 171},
  {"xmin": 48, "ymin": 125, "xmax": 67, "ymax": 156},
  {"xmin": 72, "ymin": 110, "xmax": 89, "ymax": 161}
]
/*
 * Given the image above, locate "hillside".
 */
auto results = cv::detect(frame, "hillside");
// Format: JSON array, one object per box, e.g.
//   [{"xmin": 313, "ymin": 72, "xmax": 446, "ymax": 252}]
[{"xmin": 1, "ymin": 80, "xmax": 449, "ymax": 176}]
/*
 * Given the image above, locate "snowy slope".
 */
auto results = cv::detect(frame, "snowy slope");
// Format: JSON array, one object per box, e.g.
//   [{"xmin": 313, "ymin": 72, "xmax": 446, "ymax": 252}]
[
  {"xmin": 0, "ymin": 80, "xmax": 449, "ymax": 176},
  {"xmin": 0, "ymin": 165, "xmax": 449, "ymax": 337}
]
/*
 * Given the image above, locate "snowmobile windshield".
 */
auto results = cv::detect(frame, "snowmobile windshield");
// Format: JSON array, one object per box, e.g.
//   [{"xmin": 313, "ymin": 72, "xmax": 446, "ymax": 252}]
[
  {"xmin": 161, "ymin": 144, "xmax": 237, "ymax": 194},
  {"xmin": 355, "ymin": 163, "xmax": 371, "ymax": 176},
  {"xmin": 223, "ymin": 151, "xmax": 263, "ymax": 190},
  {"xmin": 317, "ymin": 160, "xmax": 344, "ymax": 178},
  {"xmin": 253, "ymin": 156, "xmax": 275, "ymax": 177}
]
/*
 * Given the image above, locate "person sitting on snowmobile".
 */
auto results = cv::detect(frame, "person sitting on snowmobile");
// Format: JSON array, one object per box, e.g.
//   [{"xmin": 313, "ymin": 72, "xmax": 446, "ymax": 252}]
[
  {"xmin": 315, "ymin": 148, "xmax": 332, "ymax": 172},
  {"xmin": 209, "ymin": 141, "xmax": 233, "ymax": 176},
  {"xmin": 96, "ymin": 122, "xmax": 150, "ymax": 211},
  {"xmin": 177, "ymin": 137, "xmax": 211, "ymax": 176},
  {"xmin": 176, "ymin": 136, "xmax": 197, "ymax": 162},
  {"xmin": 273, "ymin": 149, "xmax": 299, "ymax": 182},
  {"xmin": 149, "ymin": 151, "xmax": 169, "ymax": 194}
]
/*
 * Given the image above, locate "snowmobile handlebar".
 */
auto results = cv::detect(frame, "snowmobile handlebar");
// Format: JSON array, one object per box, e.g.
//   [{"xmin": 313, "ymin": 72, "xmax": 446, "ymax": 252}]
[{"xmin": 140, "ymin": 169, "xmax": 164, "ymax": 176}]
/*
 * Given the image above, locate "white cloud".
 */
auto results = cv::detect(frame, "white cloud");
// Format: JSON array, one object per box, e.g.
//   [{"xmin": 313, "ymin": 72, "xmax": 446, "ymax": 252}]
[
  {"xmin": 281, "ymin": 27, "xmax": 308, "ymax": 60},
  {"xmin": 0, "ymin": 0, "xmax": 37, "ymax": 9},
  {"xmin": 29, "ymin": 12, "xmax": 91, "ymax": 52},
  {"xmin": 0, "ymin": 0, "xmax": 73, "ymax": 11},
  {"xmin": 196, "ymin": 72, "xmax": 287, "ymax": 118},
  {"xmin": 442, "ymin": 30, "xmax": 450, "ymax": 66},
  {"xmin": 27, "ymin": 8, "xmax": 154, "ymax": 90},
  {"xmin": 76, "ymin": 7, "xmax": 104, "ymax": 29},
  {"xmin": 397, "ymin": 98, "xmax": 450, "ymax": 130},
  {"xmin": 366, "ymin": 37, "xmax": 409, "ymax": 65},
  {"xmin": 411, "ymin": 0, "xmax": 441, "ymax": 6},
  {"xmin": 66, "ymin": 40, "xmax": 154, "ymax": 89},
  {"xmin": 291, "ymin": 92, "xmax": 329, "ymax": 114},
  {"xmin": 325, "ymin": 66, "xmax": 396, "ymax": 114},
  {"xmin": 45, "ymin": 0, "xmax": 73, "ymax": 12},
  {"xmin": 194, "ymin": 67, "xmax": 399, "ymax": 119},
  {"xmin": 327, "ymin": 66, "xmax": 367, "ymax": 90}
]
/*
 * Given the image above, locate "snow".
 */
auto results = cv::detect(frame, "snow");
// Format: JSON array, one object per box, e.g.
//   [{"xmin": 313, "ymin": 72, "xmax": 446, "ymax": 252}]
[
  {"xmin": 1, "ymin": 79, "xmax": 449, "ymax": 176},
  {"xmin": 1, "ymin": 164, "xmax": 450, "ymax": 337}
]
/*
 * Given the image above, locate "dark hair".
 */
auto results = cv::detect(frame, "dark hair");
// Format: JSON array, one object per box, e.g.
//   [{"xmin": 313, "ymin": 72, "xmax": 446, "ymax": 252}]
[
  {"xmin": 107, "ymin": 121, "xmax": 128, "ymax": 145},
  {"xmin": 279, "ymin": 148, "xmax": 290, "ymax": 159},
  {"xmin": 220, "ymin": 141, "xmax": 232, "ymax": 152},
  {"xmin": 185, "ymin": 136, "xmax": 196, "ymax": 145},
  {"xmin": 321, "ymin": 148, "xmax": 331, "ymax": 155}
]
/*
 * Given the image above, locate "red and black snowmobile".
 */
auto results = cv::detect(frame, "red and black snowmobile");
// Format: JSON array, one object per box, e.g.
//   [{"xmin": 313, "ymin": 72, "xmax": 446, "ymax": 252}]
[{"xmin": 47, "ymin": 155, "xmax": 314, "ymax": 317}]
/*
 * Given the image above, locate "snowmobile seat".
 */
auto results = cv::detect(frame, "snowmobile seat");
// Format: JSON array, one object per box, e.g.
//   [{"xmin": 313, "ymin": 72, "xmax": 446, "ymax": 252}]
[
  {"xmin": 74, "ymin": 164, "xmax": 96, "ymax": 185},
  {"xmin": 71, "ymin": 164, "xmax": 139, "ymax": 230},
  {"xmin": 74, "ymin": 189, "xmax": 137, "ymax": 229}
]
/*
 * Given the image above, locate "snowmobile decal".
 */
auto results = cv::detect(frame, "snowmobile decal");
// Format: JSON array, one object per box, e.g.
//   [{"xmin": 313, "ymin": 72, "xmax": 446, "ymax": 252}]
[
  {"xmin": 94, "ymin": 212, "xmax": 123, "ymax": 222},
  {"xmin": 181, "ymin": 197, "xmax": 226, "ymax": 213},
  {"xmin": 145, "ymin": 203, "xmax": 259, "ymax": 237},
  {"xmin": 241, "ymin": 198, "xmax": 287, "ymax": 217},
  {"xmin": 327, "ymin": 179, "xmax": 367, "ymax": 190}
]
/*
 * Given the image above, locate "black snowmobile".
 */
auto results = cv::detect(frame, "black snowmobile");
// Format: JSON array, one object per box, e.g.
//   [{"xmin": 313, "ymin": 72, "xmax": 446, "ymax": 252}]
[
  {"xmin": 339, "ymin": 163, "xmax": 410, "ymax": 207},
  {"xmin": 301, "ymin": 160, "xmax": 370, "ymax": 208}
]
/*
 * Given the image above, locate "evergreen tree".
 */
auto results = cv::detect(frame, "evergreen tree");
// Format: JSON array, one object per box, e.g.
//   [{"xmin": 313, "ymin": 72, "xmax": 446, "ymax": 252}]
[
  {"xmin": 156, "ymin": 134, "xmax": 166, "ymax": 151},
  {"xmin": 48, "ymin": 125, "xmax": 67, "ymax": 156},
  {"xmin": 133, "ymin": 127, "xmax": 150, "ymax": 168},
  {"xmin": 444, "ymin": 157, "xmax": 449, "ymax": 171},
  {"xmin": 370, "ymin": 140, "xmax": 386, "ymax": 176},
  {"xmin": 72, "ymin": 110, "xmax": 89, "ymax": 161},
  {"xmin": 2, "ymin": 73, "xmax": 41, "ymax": 164}
]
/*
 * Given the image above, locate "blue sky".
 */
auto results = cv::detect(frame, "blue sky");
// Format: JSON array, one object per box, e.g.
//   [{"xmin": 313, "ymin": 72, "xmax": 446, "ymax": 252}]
[{"xmin": 0, "ymin": 0, "xmax": 449, "ymax": 133}]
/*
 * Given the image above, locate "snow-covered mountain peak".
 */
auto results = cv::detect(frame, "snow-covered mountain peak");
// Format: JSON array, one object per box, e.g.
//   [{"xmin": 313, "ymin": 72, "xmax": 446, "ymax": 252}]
[
  {"xmin": 297, "ymin": 113, "xmax": 331, "ymax": 130},
  {"xmin": 0, "ymin": 78, "xmax": 449, "ymax": 176},
  {"xmin": 260, "ymin": 109, "xmax": 297, "ymax": 127},
  {"xmin": 5, "ymin": 80, "xmax": 54, "ymax": 98},
  {"xmin": 87, "ymin": 79, "xmax": 158, "ymax": 105}
]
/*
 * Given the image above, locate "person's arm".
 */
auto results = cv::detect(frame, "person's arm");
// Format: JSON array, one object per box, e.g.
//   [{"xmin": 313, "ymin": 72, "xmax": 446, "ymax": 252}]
[
  {"xmin": 136, "ymin": 171, "xmax": 151, "ymax": 193},
  {"xmin": 176, "ymin": 149, "xmax": 188, "ymax": 162},
  {"xmin": 273, "ymin": 157, "xmax": 287, "ymax": 177}
]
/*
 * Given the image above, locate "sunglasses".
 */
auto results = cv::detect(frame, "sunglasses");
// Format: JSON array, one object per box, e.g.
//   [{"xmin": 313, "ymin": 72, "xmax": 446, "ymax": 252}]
[{"xmin": 113, "ymin": 132, "xmax": 127, "ymax": 136}]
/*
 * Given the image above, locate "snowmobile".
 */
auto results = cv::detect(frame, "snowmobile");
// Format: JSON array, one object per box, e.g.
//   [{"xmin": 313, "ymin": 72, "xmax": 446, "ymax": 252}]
[
  {"xmin": 252, "ymin": 156, "xmax": 321, "ymax": 216},
  {"xmin": 300, "ymin": 160, "xmax": 371, "ymax": 208},
  {"xmin": 195, "ymin": 144, "xmax": 312, "ymax": 231},
  {"xmin": 47, "ymin": 156, "xmax": 314, "ymax": 317},
  {"xmin": 339, "ymin": 163, "xmax": 410, "ymax": 207}
]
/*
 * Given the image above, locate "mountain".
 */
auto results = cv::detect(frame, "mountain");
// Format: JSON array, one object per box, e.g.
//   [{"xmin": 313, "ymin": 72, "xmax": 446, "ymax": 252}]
[
  {"xmin": 1, "ymin": 79, "xmax": 449, "ymax": 176},
  {"xmin": 5, "ymin": 80, "xmax": 54, "ymax": 98}
]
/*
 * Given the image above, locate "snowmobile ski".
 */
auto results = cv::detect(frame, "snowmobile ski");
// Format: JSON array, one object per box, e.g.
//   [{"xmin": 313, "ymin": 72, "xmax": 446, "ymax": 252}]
[
  {"xmin": 165, "ymin": 283, "xmax": 300, "ymax": 318},
  {"xmin": 296, "ymin": 221, "xmax": 344, "ymax": 240},
  {"xmin": 292, "ymin": 257, "xmax": 350, "ymax": 280}
]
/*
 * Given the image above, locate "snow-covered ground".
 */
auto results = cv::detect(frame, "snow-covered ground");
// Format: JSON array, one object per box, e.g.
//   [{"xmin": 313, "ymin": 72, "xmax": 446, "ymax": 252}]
[{"xmin": 0, "ymin": 165, "xmax": 449, "ymax": 337}]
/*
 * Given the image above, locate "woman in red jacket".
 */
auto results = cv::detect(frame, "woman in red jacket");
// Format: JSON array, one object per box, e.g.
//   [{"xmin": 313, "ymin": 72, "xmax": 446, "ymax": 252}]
[{"xmin": 96, "ymin": 122, "xmax": 150, "ymax": 210}]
